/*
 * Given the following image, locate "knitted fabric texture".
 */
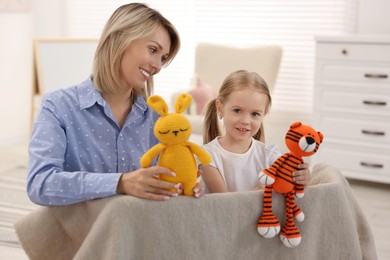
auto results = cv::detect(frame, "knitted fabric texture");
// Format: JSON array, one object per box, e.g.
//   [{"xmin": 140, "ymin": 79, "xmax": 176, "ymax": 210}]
[
  {"xmin": 140, "ymin": 93, "xmax": 211, "ymax": 196},
  {"xmin": 257, "ymin": 122, "xmax": 324, "ymax": 247}
]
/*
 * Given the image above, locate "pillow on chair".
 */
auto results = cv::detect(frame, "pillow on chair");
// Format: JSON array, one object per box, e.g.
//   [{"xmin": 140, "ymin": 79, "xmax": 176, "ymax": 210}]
[{"xmin": 188, "ymin": 75, "xmax": 215, "ymax": 115}]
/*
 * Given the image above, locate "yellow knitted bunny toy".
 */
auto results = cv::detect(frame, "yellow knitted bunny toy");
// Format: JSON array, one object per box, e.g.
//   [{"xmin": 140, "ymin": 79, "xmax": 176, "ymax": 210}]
[{"xmin": 140, "ymin": 93, "xmax": 211, "ymax": 196}]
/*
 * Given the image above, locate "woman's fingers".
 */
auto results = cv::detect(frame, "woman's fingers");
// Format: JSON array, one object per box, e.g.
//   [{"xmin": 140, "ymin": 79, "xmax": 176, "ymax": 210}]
[
  {"xmin": 117, "ymin": 166, "xmax": 179, "ymax": 200},
  {"xmin": 146, "ymin": 166, "xmax": 187, "ymax": 198},
  {"xmin": 120, "ymin": 166, "xmax": 205, "ymax": 200},
  {"xmin": 176, "ymin": 183, "xmax": 183, "ymax": 195}
]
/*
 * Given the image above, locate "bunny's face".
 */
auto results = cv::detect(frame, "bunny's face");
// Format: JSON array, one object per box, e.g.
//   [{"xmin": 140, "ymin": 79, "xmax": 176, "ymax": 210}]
[
  {"xmin": 147, "ymin": 93, "xmax": 193, "ymax": 145},
  {"xmin": 154, "ymin": 113, "xmax": 192, "ymax": 145}
]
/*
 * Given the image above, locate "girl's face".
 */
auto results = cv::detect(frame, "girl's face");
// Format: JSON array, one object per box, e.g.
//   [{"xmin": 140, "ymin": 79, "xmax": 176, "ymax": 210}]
[
  {"xmin": 120, "ymin": 25, "xmax": 171, "ymax": 92},
  {"xmin": 217, "ymin": 89, "xmax": 268, "ymax": 145}
]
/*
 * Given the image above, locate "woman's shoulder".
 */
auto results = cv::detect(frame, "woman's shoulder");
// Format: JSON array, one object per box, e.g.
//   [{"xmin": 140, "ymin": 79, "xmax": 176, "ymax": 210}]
[
  {"xmin": 43, "ymin": 82, "xmax": 78, "ymax": 100},
  {"xmin": 42, "ymin": 78, "xmax": 96, "ymax": 108}
]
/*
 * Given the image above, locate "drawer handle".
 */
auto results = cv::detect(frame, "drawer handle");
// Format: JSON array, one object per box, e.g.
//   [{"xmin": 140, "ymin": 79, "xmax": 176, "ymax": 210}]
[
  {"xmin": 363, "ymin": 100, "xmax": 387, "ymax": 106},
  {"xmin": 364, "ymin": 73, "xmax": 388, "ymax": 79},
  {"xmin": 360, "ymin": 162, "xmax": 384, "ymax": 169},
  {"xmin": 361, "ymin": 129, "xmax": 385, "ymax": 136}
]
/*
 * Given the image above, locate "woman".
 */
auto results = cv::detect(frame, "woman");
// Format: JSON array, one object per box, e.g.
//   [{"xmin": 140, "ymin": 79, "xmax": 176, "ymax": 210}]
[{"xmin": 27, "ymin": 3, "xmax": 203, "ymax": 206}]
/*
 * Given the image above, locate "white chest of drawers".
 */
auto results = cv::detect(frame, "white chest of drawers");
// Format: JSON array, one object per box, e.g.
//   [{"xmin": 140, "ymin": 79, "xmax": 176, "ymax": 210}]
[{"xmin": 313, "ymin": 35, "xmax": 390, "ymax": 184}]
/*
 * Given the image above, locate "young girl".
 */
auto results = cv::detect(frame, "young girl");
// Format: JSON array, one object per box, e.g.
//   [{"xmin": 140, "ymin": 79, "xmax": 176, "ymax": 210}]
[{"xmin": 199, "ymin": 70, "xmax": 311, "ymax": 193}]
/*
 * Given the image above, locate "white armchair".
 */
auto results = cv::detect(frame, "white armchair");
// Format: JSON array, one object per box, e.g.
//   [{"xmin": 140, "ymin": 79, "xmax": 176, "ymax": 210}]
[{"xmin": 172, "ymin": 42, "xmax": 283, "ymax": 143}]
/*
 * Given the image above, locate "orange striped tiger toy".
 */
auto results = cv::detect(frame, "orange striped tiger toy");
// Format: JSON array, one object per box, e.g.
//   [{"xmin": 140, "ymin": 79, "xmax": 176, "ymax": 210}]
[{"xmin": 257, "ymin": 122, "xmax": 324, "ymax": 247}]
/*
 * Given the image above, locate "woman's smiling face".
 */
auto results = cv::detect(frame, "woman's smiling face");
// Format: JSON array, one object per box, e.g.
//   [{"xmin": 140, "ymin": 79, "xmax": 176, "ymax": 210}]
[{"xmin": 120, "ymin": 25, "xmax": 171, "ymax": 91}]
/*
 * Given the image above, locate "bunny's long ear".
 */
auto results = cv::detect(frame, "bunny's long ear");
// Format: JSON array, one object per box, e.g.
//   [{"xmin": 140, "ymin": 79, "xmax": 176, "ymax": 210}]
[
  {"xmin": 147, "ymin": 95, "xmax": 168, "ymax": 116},
  {"xmin": 175, "ymin": 93, "xmax": 192, "ymax": 113}
]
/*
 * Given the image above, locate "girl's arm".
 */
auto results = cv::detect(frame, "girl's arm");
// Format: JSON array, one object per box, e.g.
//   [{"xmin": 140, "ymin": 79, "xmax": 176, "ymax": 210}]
[
  {"xmin": 199, "ymin": 164, "xmax": 228, "ymax": 193},
  {"xmin": 293, "ymin": 163, "xmax": 311, "ymax": 186}
]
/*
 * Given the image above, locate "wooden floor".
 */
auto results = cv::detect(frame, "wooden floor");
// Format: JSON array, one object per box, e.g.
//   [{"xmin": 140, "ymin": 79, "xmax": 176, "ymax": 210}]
[{"xmin": 0, "ymin": 141, "xmax": 389, "ymax": 259}]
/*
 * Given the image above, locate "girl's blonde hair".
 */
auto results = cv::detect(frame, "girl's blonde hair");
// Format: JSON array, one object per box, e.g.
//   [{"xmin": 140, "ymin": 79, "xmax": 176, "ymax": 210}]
[
  {"xmin": 203, "ymin": 70, "xmax": 272, "ymax": 144},
  {"xmin": 92, "ymin": 3, "xmax": 180, "ymax": 99}
]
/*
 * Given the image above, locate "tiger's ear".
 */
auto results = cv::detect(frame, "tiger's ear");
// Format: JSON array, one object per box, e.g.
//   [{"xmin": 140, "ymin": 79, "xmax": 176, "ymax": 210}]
[
  {"xmin": 147, "ymin": 95, "xmax": 168, "ymax": 116},
  {"xmin": 318, "ymin": 131, "xmax": 324, "ymax": 143},
  {"xmin": 290, "ymin": 121, "xmax": 302, "ymax": 129}
]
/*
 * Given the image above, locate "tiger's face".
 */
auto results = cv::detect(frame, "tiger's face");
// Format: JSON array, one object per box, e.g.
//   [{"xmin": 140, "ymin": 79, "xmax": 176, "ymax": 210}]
[{"xmin": 285, "ymin": 122, "xmax": 324, "ymax": 157}]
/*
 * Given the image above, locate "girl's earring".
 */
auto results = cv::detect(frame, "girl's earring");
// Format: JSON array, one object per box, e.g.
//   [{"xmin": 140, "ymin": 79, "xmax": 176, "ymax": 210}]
[{"xmin": 219, "ymin": 114, "xmax": 223, "ymax": 119}]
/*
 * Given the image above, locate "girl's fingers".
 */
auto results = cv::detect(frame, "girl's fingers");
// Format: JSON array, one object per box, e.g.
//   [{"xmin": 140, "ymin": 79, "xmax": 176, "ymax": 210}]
[
  {"xmin": 193, "ymin": 182, "xmax": 204, "ymax": 198},
  {"xmin": 293, "ymin": 166, "xmax": 311, "ymax": 185},
  {"xmin": 298, "ymin": 163, "xmax": 308, "ymax": 169}
]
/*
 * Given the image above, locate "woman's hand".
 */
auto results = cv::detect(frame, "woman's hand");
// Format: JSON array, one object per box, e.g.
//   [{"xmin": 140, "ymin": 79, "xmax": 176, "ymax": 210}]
[
  {"xmin": 293, "ymin": 163, "xmax": 311, "ymax": 186},
  {"xmin": 116, "ymin": 166, "xmax": 182, "ymax": 201}
]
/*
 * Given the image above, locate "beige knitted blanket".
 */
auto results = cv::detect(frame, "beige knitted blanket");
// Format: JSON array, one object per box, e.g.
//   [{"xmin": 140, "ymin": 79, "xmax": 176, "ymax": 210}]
[{"xmin": 14, "ymin": 163, "xmax": 377, "ymax": 260}]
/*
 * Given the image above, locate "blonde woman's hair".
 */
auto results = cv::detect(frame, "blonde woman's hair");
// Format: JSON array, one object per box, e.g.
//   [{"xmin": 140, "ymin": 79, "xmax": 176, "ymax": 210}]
[
  {"xmin": 92, "ymin": 3, "xmax": 180, "ymax": 99},
  {"xmin": 203, "ymin": 70, "xmax": 272, "ymax": 144}
]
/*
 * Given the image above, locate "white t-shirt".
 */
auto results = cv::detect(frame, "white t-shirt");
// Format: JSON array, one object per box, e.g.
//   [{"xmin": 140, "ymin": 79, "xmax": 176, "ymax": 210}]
[{"xmin": 202, "ymin": 137, "xmax": 282, "ymax": 192}]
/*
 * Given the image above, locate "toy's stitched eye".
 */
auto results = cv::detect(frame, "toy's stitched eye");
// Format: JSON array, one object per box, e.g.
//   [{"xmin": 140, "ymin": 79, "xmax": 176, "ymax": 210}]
[
  {"xmin": 159, "ymin": 130, "xmax": 170, "ymax": 134},
  {"xmin": 179, "ymin": 128, "xmax": 188, "ymax": 132}
]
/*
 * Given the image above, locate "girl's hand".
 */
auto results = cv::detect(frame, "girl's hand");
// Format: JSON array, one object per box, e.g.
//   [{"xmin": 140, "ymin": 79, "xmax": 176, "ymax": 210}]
[
  {"xmin": 116, "ymin": 166, "xmax": 182, "ymax": 201},
  {"xmin": 193, "ymin": 170, "xmax": 204, "ymax": 198},
  {"xmin": 173, "ymin": 171, "xmax": 205, "ymax": 198},
  {"xmin": 293, "ymin": 163, "xmax": 311, "ymax": 186}
]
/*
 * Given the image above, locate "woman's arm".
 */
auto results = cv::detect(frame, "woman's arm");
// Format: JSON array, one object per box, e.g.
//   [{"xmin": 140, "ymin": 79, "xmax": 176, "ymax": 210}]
[
  {"xmin": 27, "ymin": 106, "xmax": 121, "ymax": 206},
  {"xmin": 199, "ymin": 164, "xmax": 228, "ymax": 193}
]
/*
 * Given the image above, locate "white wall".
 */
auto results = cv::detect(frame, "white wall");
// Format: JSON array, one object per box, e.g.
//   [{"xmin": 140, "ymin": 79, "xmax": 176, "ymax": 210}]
[
  {"xmin": 0, "ymin": 12, "xmax": 33, "ymax": 145},
  {"xmin": 0, "ymin": 0, "xmax": 63, "ymax": 146},
  {"xmin": 357, "ymin": 0, "xmax": 390, "ymax": 34},
  {"xmin": 270, "ymin": 0, "xmax": 390, "ymax": 152},
  {"xmin": 0, "ymin": 0, "xmax": 389, "ymax": 147},
  {"xmin": 31, "ymin": 0, "xmax": 63, "ymax": 38}
]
